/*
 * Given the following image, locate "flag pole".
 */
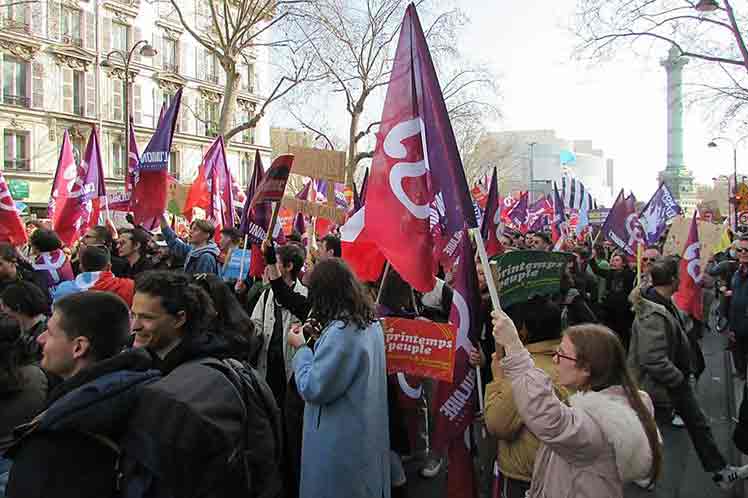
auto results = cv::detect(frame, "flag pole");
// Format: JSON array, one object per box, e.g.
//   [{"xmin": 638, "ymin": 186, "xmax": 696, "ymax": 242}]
[
  {"xmin": 636, "ymin": 243, "xmax": 642, "ymax": 287},
  {"xmin": 375, "ymin": 260, "xmax": 392, "ymax": 305},
  {"xmin": 265, "ymin": 201, "xmax": 281, "ymax": 243},
  {"xmin": 238, "ymin": 234, "xmax": 249, "ymax": 282}
]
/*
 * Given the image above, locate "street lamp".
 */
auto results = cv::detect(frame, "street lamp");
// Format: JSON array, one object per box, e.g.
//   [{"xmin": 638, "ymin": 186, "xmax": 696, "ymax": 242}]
[
  {"xmin": 707, "ymin": 134, "xmax": 748, "ymax": 230},
  {"xmin": 695, "ymin": 0, "xmax": 720, "ymax": 12},
  {"xmin": 101, "ymin": 40, "xmax": 156, "ymax": 185},
  {"xmin": 528, "ymin": 142, "xmax": 537, "ymax": 204}
]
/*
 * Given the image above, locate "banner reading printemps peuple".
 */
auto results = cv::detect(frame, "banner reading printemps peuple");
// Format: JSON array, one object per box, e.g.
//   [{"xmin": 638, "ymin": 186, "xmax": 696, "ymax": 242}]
[{"xmin": 490, "ymin": 250, "xmax": 571, "ymax": 309}]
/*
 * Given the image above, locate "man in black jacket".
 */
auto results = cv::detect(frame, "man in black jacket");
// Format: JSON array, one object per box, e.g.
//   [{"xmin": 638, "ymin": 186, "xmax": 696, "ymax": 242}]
[
  {"xmin": 6, "ymin": 291, "xmax": 159, "ymax": 498},
  {"xmin": 124, "ymin": 270, "xmax": 251, "ymax": 498}
]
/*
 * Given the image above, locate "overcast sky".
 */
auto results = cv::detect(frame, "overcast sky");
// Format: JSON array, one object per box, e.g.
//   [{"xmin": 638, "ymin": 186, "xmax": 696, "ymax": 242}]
[{"xmin": 459, "ymin": 0, "xmax": 748, "ymax": 201}]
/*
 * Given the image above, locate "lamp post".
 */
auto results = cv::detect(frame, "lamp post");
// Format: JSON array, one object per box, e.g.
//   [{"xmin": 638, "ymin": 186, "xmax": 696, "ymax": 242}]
[
  {"xmin": 528, "ymin": 142, "xmax": 537, "ymax": 204},
  {"xmin": 101, "ymin": 40, "xmax": 156, "ymax": 184},
  {"xmin": 708, "ymin": 134, "xmax": 748, "ymax": 230}
]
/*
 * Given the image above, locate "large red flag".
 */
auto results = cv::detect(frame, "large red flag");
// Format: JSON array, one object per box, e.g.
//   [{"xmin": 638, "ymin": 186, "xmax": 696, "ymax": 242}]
[
  {"xmin": 674, "ymin": 212, "xmax": 704, "ymax": 320},
  {"xmin": 182, "ymin": 163, "xmax": 210, "ymax": 221},
  {"xmin": 365, "ymin": 4, "xmax": 477, "ymax": 292},
  {"xmin": 340, "ymin": 205, "xmax": 386, "ymax": 282},
  {"xmin": 0, "ymin": 171, "xmax": 28, "ymax": 245},
  {"xmin": 480, "ymin": 167, "xmax": 502, "ymax": 257},
  {"xmin": 51, "ymin": 127, "xmax": 107, "ymax": 247}
]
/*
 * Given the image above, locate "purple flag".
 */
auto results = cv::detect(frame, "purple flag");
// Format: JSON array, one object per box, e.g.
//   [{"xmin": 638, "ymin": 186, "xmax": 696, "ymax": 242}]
[
  {"xmin": 315, "ymin": 179, "xmax": 348, "ymax": 209},
  {"xmin": 528, "ymin": 197, "xmax": 552, "ymax": 232},
  {"xmin": 552, "ymin": 182, "xmax": 568, "ymax": 249},
  {"xmin": 639, "ymin": 182, "xmax": 682, "ymax": 245},
  {"xmin": 139, "ymin": 88, "xmax": 181, "ymax": 172},
  {"xmin": 480, "ymin": 168, "xmax": 499, "ymax": 240},
  {"xmin": 432, "ymin": 229, "xmax": 481, "ymax": 451},
  {"xmin": 292, "ymin": 180, "xmax": 311, "ymax": 235},
  {"xmin": 239, "ymin": 150, "xmax": 267, "ymax": 241},
  {"xmin": 506, "ymin": 191, "xmax": 528, "ymax": 227},
  {"xmin": 202, "ymin": 137, "xmax": 234, "ymax": 230},
  {"xmin": 602, "ymin": 189, "xmax": 644, "ymax": 256}
]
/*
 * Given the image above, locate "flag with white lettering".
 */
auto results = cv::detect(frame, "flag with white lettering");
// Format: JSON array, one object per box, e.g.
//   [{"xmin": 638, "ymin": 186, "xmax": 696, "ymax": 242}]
[
  {"xmin": 602, "ymin": 189, "xmax": 644, "ymax": 257},
  {"xmin": 673, "ymin": 212, "xmax": 703, "ymax": 320},
  {"xmin": 432, "ymin": 230, "xmax": 480, "ymax": 452},
  {"xmin": 639, "ymin": 182, "xmax": 682, "ymax": 246},
  {"xmin": 0, "ymin": 171, "xmax": 28, "ymax": 246}
]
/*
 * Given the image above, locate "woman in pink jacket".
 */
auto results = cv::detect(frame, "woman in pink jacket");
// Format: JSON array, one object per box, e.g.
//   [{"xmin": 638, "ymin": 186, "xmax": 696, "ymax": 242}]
[{"xmin": 492, "ymin": 310, "xmax": 662, "ymax": 497}]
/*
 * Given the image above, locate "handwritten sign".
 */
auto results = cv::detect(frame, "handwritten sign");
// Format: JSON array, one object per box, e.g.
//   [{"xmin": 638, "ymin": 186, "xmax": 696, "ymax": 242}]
[
  {"xmin": 663, "ymin": 214, "xmax": 724, "ymax": 268},
  {"xmin": 281, "ymin": 197, "xmax": 347, "ymax": 224},
  {"xmin": 383, "ymin": 317, "xmax": 456, "ymax": 383},
  {"xmin": 288, "ymin": 146, "xmax": 346, "ymax": 183}
]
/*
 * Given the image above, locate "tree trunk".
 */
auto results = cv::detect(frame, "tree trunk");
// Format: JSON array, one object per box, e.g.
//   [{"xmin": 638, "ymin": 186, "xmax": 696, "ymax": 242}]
[
  {"xmin": 346, "ymin": 110, "xmax": 360, "ymax": 188},
  {"xmin": 218, "ymin": 59, "xmax": 240, "ymax": 141}
]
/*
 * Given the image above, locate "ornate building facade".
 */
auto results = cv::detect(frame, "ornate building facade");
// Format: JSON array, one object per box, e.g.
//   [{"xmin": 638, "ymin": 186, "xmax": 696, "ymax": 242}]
[{"xmin": 0, "ymin": 0, "xmax": 271, "ymax": 215}]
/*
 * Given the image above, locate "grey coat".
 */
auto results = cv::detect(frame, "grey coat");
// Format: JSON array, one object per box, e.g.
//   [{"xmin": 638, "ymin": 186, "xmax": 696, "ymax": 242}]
[{"xmin": 628, "ymin": 289, "xmax": 692, "ymax": 410}]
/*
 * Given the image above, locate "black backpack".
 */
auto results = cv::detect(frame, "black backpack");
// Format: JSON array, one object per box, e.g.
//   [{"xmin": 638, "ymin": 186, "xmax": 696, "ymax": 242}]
[{"xmin": 199, "ymin": 358, "xmax": 284, "ymax": 498}]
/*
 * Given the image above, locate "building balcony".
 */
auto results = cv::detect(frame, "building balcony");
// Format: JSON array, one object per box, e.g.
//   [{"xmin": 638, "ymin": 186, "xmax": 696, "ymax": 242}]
[
  {"xmin": 3, "ymin": 94, "xmax": 31, "ymax": 108},
  {"xmin": 4, "ymin": 159, "xmax": 30, "ymax": 171},
  {"xmin": 1, "ymin": 17, "xmax": 30, "ymax": 35},
  {"xmin": 162, "ymin": 62, "xmax": 180, "ymax": 74},
  {"xmin": 61, "ymin": 34, "xmax": 83, "ymax": 47}
]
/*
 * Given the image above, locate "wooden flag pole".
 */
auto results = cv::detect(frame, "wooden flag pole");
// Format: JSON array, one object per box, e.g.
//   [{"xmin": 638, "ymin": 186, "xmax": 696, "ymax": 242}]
[{"xmin": 265, "ymin": 201, "xmax": 281, "ymax": 243}]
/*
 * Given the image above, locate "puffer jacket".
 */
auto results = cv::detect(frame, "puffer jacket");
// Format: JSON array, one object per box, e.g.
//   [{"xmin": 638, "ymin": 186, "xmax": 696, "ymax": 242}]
[
  {"xmin": 484, "ymin": 339, "xmax": 570, "ymax": 482},
  {"xmin": 502, "ymin": 348, "xmax": 656, "ymax": 498},
  {"xmin": 628, "ymin": 287, "xmax": 692, "ymax": 410}
]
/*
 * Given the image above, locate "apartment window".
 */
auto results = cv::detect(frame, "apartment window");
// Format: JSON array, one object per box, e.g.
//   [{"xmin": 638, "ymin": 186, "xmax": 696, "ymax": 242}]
[
  {"xmin": 112, "ymin": 22, "xmax": 128, "ymax": 52},
  {"xmin": 247, "ymin": 62, "xmax": 255, "ymax": 92},
  {"xmin": 112, "ymin": 141, "xmax": 126, "ymax": 178},
  {"xmin": 240, "ymin": 153, "xmax": 253, "ymax": 186},
  {"xmin": 163, "ymin": 38, "xmax": 178, "ymax": 73},
  {"xmin": 242, "ymin": 111, "xmax": 255, "ymax": 144},
  {"xmin": 3, "ymin": 130, "xmax": 29, "ymax": 171},
  {"xmin": 206, "ymin": 53, "xmax": 219, "ymax": 83},
  {"xmin": 2, "ymin": 57, "xmax": 29, "ymax": 108},
  {"xmin": 204, "ymin": 101, "xmax": 219, "ymax": 136},
  {"xmin": 168, "ymin": 150, "xmax": 179, "ymax": 179},
  {"xmin": 62, "ymin": 69, "xmax": 84, "ymax": 115},
  {"xmin": 61, "ymin": 7, "xmax": 82, "ymax": 46},
  {"xmin": 112, "ymin": 79, "xmax": 124, "ymax": 121},
  {"xmin": 3, "ymin": 4, "xmax": 28, "ymax": 33}
]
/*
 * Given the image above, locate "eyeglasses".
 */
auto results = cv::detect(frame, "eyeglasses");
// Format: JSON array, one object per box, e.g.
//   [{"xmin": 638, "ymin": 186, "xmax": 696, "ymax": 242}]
[
  {"xmin": 554, "ymin": 348, "xmax": 577, "ymax": 362},
  {"xmin": 641, "ymin": 257, "xmax": 654, "ymax": 262},
  {"xmin": 736, "ymin": 248, "xmax": 748, "ymax": 254}
]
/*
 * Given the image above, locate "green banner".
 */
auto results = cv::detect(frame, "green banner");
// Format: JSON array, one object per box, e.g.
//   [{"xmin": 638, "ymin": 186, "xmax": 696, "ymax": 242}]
[
  {"xmin": 8, "ymin": 179, "xmax": 29, "ymax": 200},
  {"xmin": 490, "ymin": 250, "xmax": 571, "ymax": 308}
]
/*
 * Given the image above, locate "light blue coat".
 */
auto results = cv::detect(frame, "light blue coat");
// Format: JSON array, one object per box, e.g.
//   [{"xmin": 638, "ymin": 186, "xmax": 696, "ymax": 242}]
[{"xmin": 293, "ymin": 319, "xmax": 391, "ymax": 498}]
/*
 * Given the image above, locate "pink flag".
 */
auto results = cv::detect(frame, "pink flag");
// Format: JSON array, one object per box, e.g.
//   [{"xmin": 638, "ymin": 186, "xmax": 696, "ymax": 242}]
[
  {"xmin": 51, "ymin": 127, "xmax": 107, "ymax": 247},
  {"xmin": 480, "ymin": 168, "xmax": 503, "ymax": 257},
  {"xmin": 673, "ymin": 212, "xmax": 703, "ymax": 320},
  {"xmin": 203, "ymin": 137, "xmax": 234, "ymax": 233},
  {"xmin": 0, "ymin": 171, "xmax": 28, "ymax": 246}
]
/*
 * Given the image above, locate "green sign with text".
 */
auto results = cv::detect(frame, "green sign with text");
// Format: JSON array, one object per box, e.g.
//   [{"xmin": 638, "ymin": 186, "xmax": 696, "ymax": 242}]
[{"xmin": 8, "ymin": 179, "xmax": 29, "ymax": 200}]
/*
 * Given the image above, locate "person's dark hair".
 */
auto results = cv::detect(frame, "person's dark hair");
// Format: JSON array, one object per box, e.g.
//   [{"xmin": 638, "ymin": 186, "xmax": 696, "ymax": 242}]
[
  {"xmin": 135, "ymin": 270, "xmax": 216, "ymax": 337},
  {"xmin": 739, "ymin": 234, "xmax": 748, "ymax": 242},
  {"xmin": 0, "ymin": 316, "xmax": 24, "ymax": 390},
  {"xmin": 307, "ymin": 258, "xmax": 375, "ymax": 330},
  {"xmin": 534, "ymin": 231, "xmax": 552, "ymax": 246},
  {"xmin": 80, "ymin": 245, "xmax": 111, "ymax": 272},
  {"xmin": 572, "ymin": 246, "xmax": 590, "ymax": 259},
  {"xmin": 191, "ymin": 273, "xmax": 254, "ymax": 340},
  {"xmin": 120, "ymin": 228, "xmax": 150, "ymax": 256},
  {"xmin": 1, "ymin": 282, "xmax": 50, "ymax": 317},
  {"xmin": 219, "ymin": 227, "xmax": 241, "ymax": 244},
  {"xmin": 191, "ymin": 219, "xmax": 215, "ymax": 237},
  {"xmin": 650, "ymin": 256, "xmax": 679, "ymax": 287},
  {"xmin": 565, "ymin": 324, "xmax": 663, "ymax": 485},
  {"xmin": 0, "ymin": 243, "xmax": 19, "ymax": 264},
  {"xmin": 505, "ymin": 295, "xmax": 562, "ymax": 344},
  {"xmin": 26, "ymin": 220, "xmax": 44, "ymax": 230},
  {"xmin": 30, "ymin": 228, "xmax": 63, "ymax": 252},
  {"xmin": 287, "ymin": 231, "xmax": 303, "ymax": 244},
  {"xmin": 645, "ymin": 245, "xmax": 660, "ymax": 253},
  {"xmin": 378, "ymin": 266, "xmax": 414, "ymax": 313},
  {"xmin": 277, "ymin": 243, "xmax": 305, "ymax": 281},
  {"xmin": 54, "ymin": 291, "xmax": 131, "ymax": 362},
  {"xmin": 89, "ymin": 226, "xmax": 114, "ymax": 248},
  {"xmin": 320, "ymin": 234, "xmax": 342, "ymax": 257}
]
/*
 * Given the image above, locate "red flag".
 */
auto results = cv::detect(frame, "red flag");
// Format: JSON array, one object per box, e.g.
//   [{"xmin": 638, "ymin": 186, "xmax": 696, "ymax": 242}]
[
  {"xmin": 673, "ymin": 212, "xmax": 703, "ymax": 320},
  {"xmin": 480, "ymin": 167, "xmax": 502, "ymax": 257},
  {"xmin": 182, "ymin": 163, "xmax": 210, "ymax": 221},
  {"xmin": 51, "ymin": 127, "xmax": 107, "ymax": 247},
  {"xmin": 366, "ymin": 4, "xmax": 477, "ymax": 293},
  {"xmin": 0, "ymin": 171, "xmax": 28, "ymax": 245},
  {"xmin": 340, "ymin": 206, "xmax": 386, "ymax": 282}
]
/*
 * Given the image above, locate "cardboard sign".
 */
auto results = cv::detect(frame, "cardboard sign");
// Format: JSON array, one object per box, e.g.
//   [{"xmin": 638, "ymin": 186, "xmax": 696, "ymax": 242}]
[
  {"xmin": 281, "ymin": 196, "xmax": 347, "ymax": 224},
  {"xmin": 383, "ymin": 317, "xmax": 457, "ymax": 383},
  {"xmin": 288, "ymin": 146, "xmax": 346, "ymax": 183},
  {"xmin": 663, "ymin": 214, "xmax": 724, "ymax": 268},
  {"xmin": 490, "ymin": 250, "xmax": 570, "ymax": 309},
  {"xmin": 222, "ymin": 248, "xmax": 251, "ymax": 282}
]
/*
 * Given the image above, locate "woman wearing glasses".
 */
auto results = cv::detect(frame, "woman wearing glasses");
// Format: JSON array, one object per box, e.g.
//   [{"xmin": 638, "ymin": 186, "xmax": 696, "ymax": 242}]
[{"xmin": 492, "ymin": 312, "xmax": 662, "ymax": 498}]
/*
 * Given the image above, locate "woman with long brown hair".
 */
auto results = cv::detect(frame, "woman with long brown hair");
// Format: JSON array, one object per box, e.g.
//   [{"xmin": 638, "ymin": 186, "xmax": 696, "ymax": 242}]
[{"xmin": 492, "ymin": 312, "xmax": 662, "ymax": 498}]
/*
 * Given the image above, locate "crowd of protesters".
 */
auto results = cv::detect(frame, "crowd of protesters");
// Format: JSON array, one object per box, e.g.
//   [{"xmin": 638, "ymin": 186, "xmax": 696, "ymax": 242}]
[{"xmin": 1, "ymin": 214, "xmax": 748, "ymax": 498}]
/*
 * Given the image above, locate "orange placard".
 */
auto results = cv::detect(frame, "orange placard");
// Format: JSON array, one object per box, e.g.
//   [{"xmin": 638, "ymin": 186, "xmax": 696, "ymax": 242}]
[{"xmin": 383, "ymin": 317, "xmax": 457, "ymax": 383}]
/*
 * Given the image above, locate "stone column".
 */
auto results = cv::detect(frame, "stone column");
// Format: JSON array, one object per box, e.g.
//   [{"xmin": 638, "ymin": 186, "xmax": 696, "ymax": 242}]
[{"xmin": 661, "ymin": 46, "xmax": 689, "ymax": 172}]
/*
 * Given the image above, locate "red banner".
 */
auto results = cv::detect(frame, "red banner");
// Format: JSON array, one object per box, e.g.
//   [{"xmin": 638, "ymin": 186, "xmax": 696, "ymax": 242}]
[{"xmin": 383, "ymin": 317, "xmax": 456, "ymax": 383}]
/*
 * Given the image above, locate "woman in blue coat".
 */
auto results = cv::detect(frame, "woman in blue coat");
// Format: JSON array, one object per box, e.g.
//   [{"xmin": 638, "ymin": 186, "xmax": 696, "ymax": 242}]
[{"xmin": 288, "ymin": 258, "xmax": 391, "ymax": 498}]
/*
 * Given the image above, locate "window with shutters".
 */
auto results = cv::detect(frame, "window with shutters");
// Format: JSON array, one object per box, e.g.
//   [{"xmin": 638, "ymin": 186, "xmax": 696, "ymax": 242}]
[
  {"xmin": 163, "ymin": 38, "xmax": 178, "ymax": 73},
  {"xmin": 133, "ymin": 84, "xmax": 142, "ymax": 124},
  {"xmin": 247, "ymin": 62, "xmax": 255, "ymax": 93},
  {"xmin": 3, "ymin": 3, "xmax": 29, "ymax": 33},
  {"xmin": 2, "ymin": 57, "xmax": 29, "ymax": 108},
  {"xmin": 112, "ymin": 22, "xmax": 128, "ymax": 52},
  {"xmin": 62, "ymin": 69, "xmax": 84, "ymax": 115},
  {"xmin": 240, "ymin": 152, "xmax": 253, "ymax": 186},
  {"xmin": 205, "ymin": 52, "xmax": 219, "ymax": 83},
  {"xmin": 111, "ymin": 140, "xmax": 126, "ymax": 178},
  {"xmin": 204, "ymin": 100, "xmax": 219, "ymax": 136},
  {"xmin": 242, "ymin": 110, "xmax": 255, "ymax": 144},
  {"xmin": 61, "ymin": 7, "xmax": 82, "ymax": 46},
  {"xmin": 3, "ymin": 130, "xmax": 29, "ymax": 171},
  {"xmin": 169, "ymin": 150, "xmax": 179, "ymax": 179},
  {"xmin": 112, "ymin": 79, "xmax": 124, "ymax": 121},
  {"xmin": 70, "ymin": 134, "xmax": 84, "ymax": 166}
]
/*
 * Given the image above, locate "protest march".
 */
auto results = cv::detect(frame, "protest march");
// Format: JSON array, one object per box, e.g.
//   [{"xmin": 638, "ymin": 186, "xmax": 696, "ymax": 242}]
[{"xmin": 5, "ymin": 2, "xmax": 748, "ymax": 498}]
